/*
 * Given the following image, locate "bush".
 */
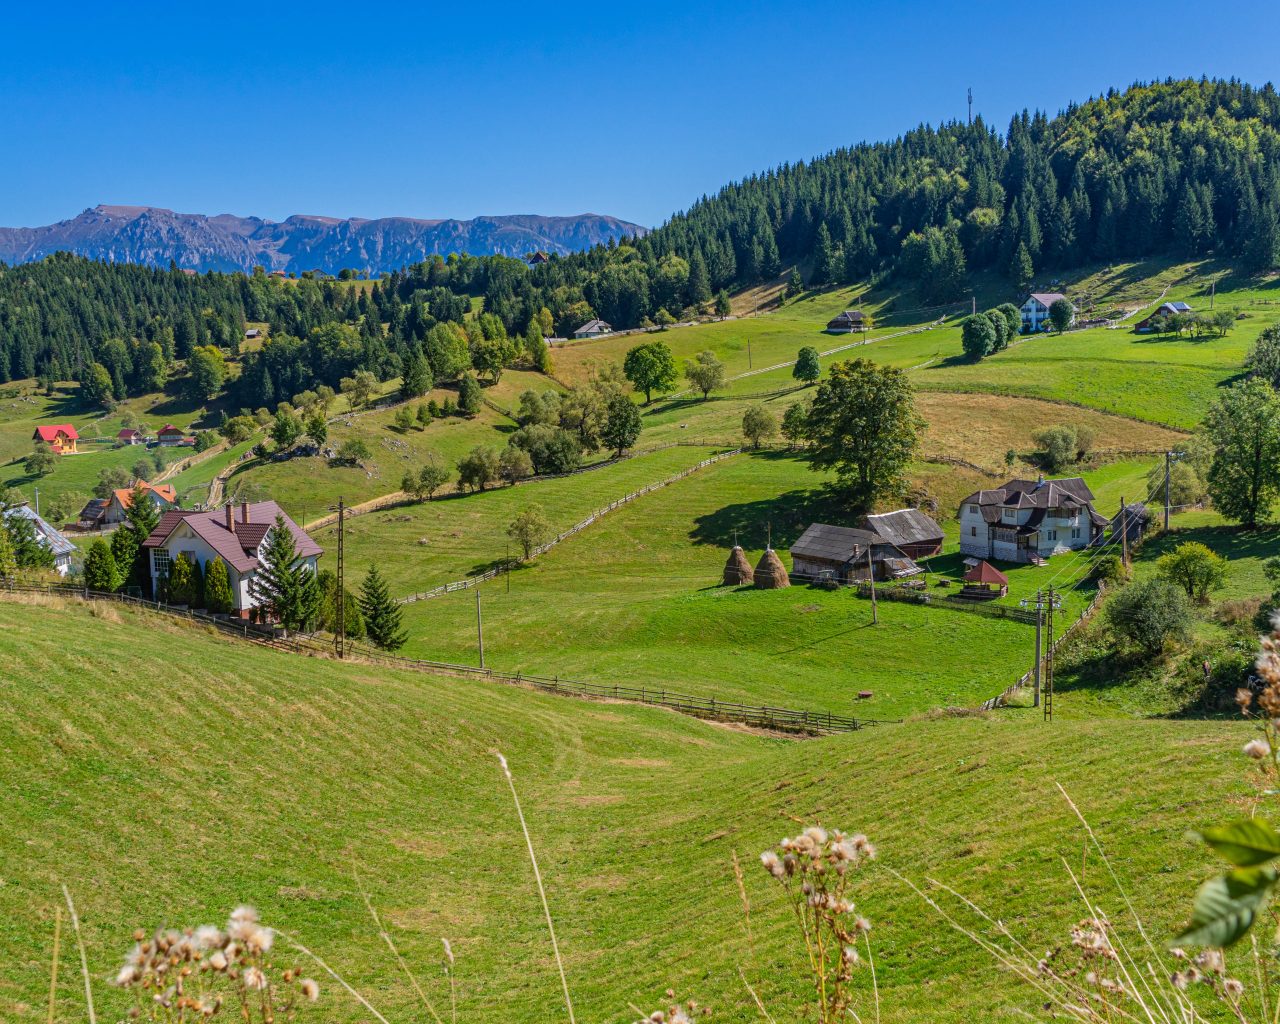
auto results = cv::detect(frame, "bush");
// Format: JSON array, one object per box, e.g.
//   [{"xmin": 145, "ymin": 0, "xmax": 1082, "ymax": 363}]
[
  {"xmin": 1156, "ymin": 541, "xmax": 1228, "ymax": 603},
  {"xmin": 1094, "ymin": 554, "xmax": 1128, "ymax": 587},
  {"xmin": 1032, "ymin": 425, "xmax": 1077, "ymax": 474},
  {"xmin": 1105, "ymin": 577, "xmax": 1195, "ymax": 656},
  {"xmin": 961, "ymin": 314, "xmax": 996, "ymax": 360}
]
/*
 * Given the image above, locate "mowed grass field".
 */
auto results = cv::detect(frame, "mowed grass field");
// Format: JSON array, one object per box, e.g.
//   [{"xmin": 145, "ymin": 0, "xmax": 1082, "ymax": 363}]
[
  {"xmin": 386, "ymin": 452, "xmax": 1168, "ymax": 718},
  {"xmin": 0, "ymin": 595, "xmax": 1252, "ymax": 1024}
]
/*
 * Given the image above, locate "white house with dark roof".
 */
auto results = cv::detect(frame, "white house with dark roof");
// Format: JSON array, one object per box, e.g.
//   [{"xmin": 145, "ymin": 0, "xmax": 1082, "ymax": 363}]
[
  {"xmin": 958, "ymin": 477, "xmax": 1107, "ymax": 564},
  {"xmin": 142, "ymin": 501, "xmax": 322, "ymax": 615},
  {"xmin": 572, "ymin": 319, "xmax": 612, "ymax": 339},
  {"xmin": 1019, "ymin": 292, "xmax": 1072, "ymax": 333},
  {"xmin": 3, "ymin": 503, "xmax": 75, "ymax": 575}
]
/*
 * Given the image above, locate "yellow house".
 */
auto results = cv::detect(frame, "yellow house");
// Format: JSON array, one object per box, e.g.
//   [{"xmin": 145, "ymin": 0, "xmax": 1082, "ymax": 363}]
[{"xmin": 32, "ymin": 424, "xmax": 80, "ymax": 454}]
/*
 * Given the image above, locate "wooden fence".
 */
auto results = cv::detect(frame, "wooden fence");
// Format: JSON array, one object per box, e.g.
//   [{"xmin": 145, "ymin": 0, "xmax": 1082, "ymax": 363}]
[
  {"xmin": 399, "ymin": 447, "xmax": 744, "ymax": 603},
  {"xmin": 0, "ymin": 579, "xmax": 895, "ymax": 735},
  {"xmin": 978, "ymin": 586, "xmax": 1106, "ymax": 711}
]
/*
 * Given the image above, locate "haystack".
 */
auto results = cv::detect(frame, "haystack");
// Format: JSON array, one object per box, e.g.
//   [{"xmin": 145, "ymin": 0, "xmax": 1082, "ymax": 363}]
[
  {"xmin": 753, "ymin": 547, "xmax": 791, "ymax": 589},
  {"xmin": 723, "ymin": 545, "xmax": 754, "ymax": 586}
]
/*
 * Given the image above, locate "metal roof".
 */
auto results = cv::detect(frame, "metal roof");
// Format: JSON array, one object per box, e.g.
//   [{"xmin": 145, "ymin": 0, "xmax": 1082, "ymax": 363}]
[
  {"xmin": 861, "ymin": 508, "xmax": 944, "ymax": 547},
  {"xmin": 4, "ymin": 503, "xmax": 75, "ymax": 557},
  {"xmin": 790, "ymin": 523, "xmax": 878, "ymax": 564}
]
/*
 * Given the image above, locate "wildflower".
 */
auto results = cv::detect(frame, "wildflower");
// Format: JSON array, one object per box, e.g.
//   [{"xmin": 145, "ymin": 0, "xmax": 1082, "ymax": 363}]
[
  {"xmin": 193, "ymin": 925, "xmax": 223, "ymax": 950},
  {"xmin": 300, "ymin": 978, "xmax": 320, "ymax": 1002},
  {"xmin": 244, "ymin": 924, "xmax": 274, "ymax": 954},
  {"xmin": 1243, "ymin": 738, "xmax": 1270, "ymax": 760},
  {"xmin": 853, "ymin": 916, "xmax": 871, "ymax": 934},
  {"xmin": 1236, "ymin": 688, "xmax": 1254, "ymax": 712},
  {"xmin": 242, "ymin": 965, "xmax": 267, "ymax": 991},
  {"xmin": 206, "ymin": 950, "xmax": 228, "ymax": 972},
  {"xmin": 1224, "ymin": 977, "xmax": 1244, "ymax": 999},
  {"xmin": 115, "ymin": 963, "xmax": 141, "ymax": 987},
  {"xmin": 803, "ymin": 825, "xmax": 828, "ymax": 846},
  {"xmin": 227, "ymin": 905, "xmax": 260, "ymax": 941},
  {"xmin": 1194, "ymin": 948, "xmax": 1225, "ymax": 975},
  {"xmin": 842, "ymin": 945, "xmax": 860, "ymax": 964},
  {"xmin": 760, "ymin": 850, "xmax": 785, "ymax": 879}
]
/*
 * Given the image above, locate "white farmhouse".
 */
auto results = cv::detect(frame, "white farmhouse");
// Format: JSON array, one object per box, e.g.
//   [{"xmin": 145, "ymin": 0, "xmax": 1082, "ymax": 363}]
[
  {"xmin": 142, "ymin": 501, "xmax": 322, "ymax": 616},
  {"xmin": 1019, "ymin": 292, "xmax": 1072, "ymax": 333},
  {"xmin": 572, "ymin": 319, "xmax": 612, "ymax": 339},
  {"xmin": 958, "ymin": 477, "xmax": 1107, "ymax": 564},
  {"xmin": 2, "ymin": 503, "xmax": 75, "ymax": 575}
]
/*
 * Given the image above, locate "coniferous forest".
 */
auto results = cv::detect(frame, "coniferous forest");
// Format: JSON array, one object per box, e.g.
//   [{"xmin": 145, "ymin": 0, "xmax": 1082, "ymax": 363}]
[{"xmin": 4, "ymin": 78, "xmax": 1280, "ymax": 410}]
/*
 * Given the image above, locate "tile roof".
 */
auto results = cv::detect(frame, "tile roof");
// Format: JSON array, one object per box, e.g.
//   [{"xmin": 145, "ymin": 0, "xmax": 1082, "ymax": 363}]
[
  {"xmin": 117, "ymin": 428, "xmax": 143, "ymax": 439},
  {"xmin": 33, "ymin": 424, "xmax": 79, "ymax": 442},
  {"xmin": 157, "ymin": 424, "xmax": 184, "ymax": 435},
  {"xmin": 142, "ymin": 501, "xmax": 322, "ymax": 573},
  {"xmin": 1026, "ymin": 292, "xmax": 1068, "ymax": 308},
  {"xmin": 112, "ymin": 481, "xmax": 177, "ymax": 511},
  {"xmin": 960, "ymin": 477, "xmax": 1096, "ymax": 511}
]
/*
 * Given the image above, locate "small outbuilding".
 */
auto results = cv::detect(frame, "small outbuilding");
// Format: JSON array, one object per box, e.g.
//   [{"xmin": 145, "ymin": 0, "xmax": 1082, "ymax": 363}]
[
  {"xmin": 117, "ymin": 428, "xmax": 145, "ymax": 445},
  {"xmin": 825, "ymin": 310, "xmax": 867, "ymax": 333},
  {"xmin": 790, "ymin": 523, "xmax": 922, "ymax": 584},
  {"xmin": 858, "ymin": 508, "xmax": 944, "ymax": 560},
  {"xmin": 723, "ymin": 544, "xmax": 754, "ymax": 586},
  {"xmin": 753, "ymin": 547, "xmax": 791, "ymax": 589},
  {"xmin": 960, "ymin": 560, "xmax": 1008, "ymax": 599}
]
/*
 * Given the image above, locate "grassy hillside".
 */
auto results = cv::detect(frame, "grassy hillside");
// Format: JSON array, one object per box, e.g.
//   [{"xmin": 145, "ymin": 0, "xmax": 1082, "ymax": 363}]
[{"xmin": 0, "ymin": 595, "xmax": 1250, "ymax": 1024}]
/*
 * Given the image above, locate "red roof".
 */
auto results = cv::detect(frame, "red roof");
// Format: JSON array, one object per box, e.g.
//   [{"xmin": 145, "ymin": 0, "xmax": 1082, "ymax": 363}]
[
  {"xmin": 117, "ymin": 428, "xmax": 142, "ymax": 439},
  {"xmin": 33, "ymin": 424, "xmax": 79, "ymax": 442},
  {"xmin": 142, "ymin": 501, "xmax": 322, "ymax": 574},
  {"xmin": 963, "ymin": 560, "xmax": 1009, "ymax": 585},
  {"xmin": 113, "ymin": 481, "xmax": 177, "ymax": 511},
  {"xmin": 157, "ymin": 424, "xmax": 184, "ymax": 436}
]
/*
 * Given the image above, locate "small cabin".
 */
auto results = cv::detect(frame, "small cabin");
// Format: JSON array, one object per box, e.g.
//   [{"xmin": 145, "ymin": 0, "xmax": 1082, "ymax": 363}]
[
  {"xmin": 117, "ymin": 428, "xmax": 144, "ymax": 445},
  {"xmin": 790, "ymin": 523, "xmax": 922, "ymax": 584},
  {"xmin": 825, "ymin": 310, "xmax": 867, "ymax": 334}
]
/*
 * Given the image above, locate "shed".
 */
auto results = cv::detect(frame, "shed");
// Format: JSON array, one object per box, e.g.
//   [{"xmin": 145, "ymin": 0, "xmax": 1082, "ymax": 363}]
[
  {"xmin": 859, "ymin": 508, "xmax": 944, "ymax": 559},
  {"xmin": 960, "ymin": 560, "xmax": 1008, "ymax": 599},
  {"xmin": 825, "ymin": 310, "xmax": 867, "ymax": 334},
  {"xmin": 790, "ymin": 523, "xmax": 922, "ymax": 583}
]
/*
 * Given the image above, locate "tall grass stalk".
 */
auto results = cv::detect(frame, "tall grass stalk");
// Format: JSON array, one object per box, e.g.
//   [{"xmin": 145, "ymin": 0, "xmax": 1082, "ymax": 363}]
[
  {"xmin": 495, "ymin": 750, "xmax": 576, "ymax": 1024},
  {"xmin": 46, "ymin": 905, "xmax": 61, "ymax": 1024},
  {"xmin": 62, "ymin": 885, "xmax": 96, "ymax": 1024},
  {"xmin": 279, "ymin": 932, "xmax": 393, "ymax": 1024}
]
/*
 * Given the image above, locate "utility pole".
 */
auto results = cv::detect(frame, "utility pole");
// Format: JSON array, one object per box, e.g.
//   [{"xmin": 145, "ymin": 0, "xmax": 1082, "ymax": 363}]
[
  {"xmin": 967, "ymin": 86, "xmax": 973, "ymax": 126},
  {"xmin": 971, "ymin": 295, "xmax": 977, "ymax": 317},
  {"xmin": 506, "ymin": 541, "xmax": 511, "ymax": 594},
  {"xmin": 33, "ymin": 486, "xmax": 39, "ymax": 517},
  {"xmin": 335, "ymin": 496, "xmax": 345, "ymax": 658},
  {"xmin": 747, "ymin": 338, "xmax": 752, "ymax": 370},
  {"xmin": 1164, "ymin": 453, "xmax": 1172, "ymax": 532},
  {"xmin": 475, "ymin": 585, "xmax": 485, "ymax": 669},
  {"xmin": 1043, "ymin": 587, "xmax": 1057, "ymax": 723},
  {"xmin": 1032, "ymin": 589, "xmax": 1043, "ymax": 708},
  {"xmin": 866, "ymin": 545, "xmax": 878, "ymax": 625},
  {"xmin": 1211, "ymin": 279, "xmax": 1216, "ymax": 309},
  {"xmin": 1120, "ymin": 494, "xmax": 1129, "ymax": 567}
]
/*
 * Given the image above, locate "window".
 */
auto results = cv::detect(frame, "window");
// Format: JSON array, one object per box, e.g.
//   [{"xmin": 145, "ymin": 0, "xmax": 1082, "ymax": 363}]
[
  {"xmin": 1002, "ymin": 507, "xmax": 1016, "ymax": 521},
  {"xmin": 970, "ymin": 526, "xmax": 977, "ymax": 537},
  {"xmin": 1045, "ymin": 529, "xmax": 1056, "ymax": 541},
  {"xmin": 968, "ymin": 504, "xmax": 978, "ymax": 514},
  {"xmin": 1071, "ymin": 527, "xmax": 1081, "ymax": 540},
  {"xmin": 152, "ymin": 549, "xmax": 171, "ymax": 577}
]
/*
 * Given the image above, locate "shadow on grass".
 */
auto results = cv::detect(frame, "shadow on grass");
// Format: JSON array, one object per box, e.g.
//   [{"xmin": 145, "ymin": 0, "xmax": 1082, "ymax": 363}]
[
  {"xmin": 1139, "ymin": 523, "xmax": 1280, "ymax": 564},
  {"xmin": 690, "ymin": 468, "xmax": 844, "ymax": 550}
]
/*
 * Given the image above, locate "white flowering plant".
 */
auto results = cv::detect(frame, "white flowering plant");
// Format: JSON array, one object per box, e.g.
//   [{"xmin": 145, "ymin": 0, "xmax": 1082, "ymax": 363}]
[
  {"xmin": 112, "ymin": 905, "xmax": 320, "ymax": 1022},
  {"xmin": 759, "ymin": 826, "xmax": 876, "ymax": 1024}
]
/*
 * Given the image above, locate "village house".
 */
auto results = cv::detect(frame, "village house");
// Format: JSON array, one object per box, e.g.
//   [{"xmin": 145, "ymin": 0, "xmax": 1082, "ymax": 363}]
[
  {"xmin": 790, "ymin": 523, "xmax": 923, "ymax": 584},
  {"xmin": 142, "ymin": 501, "xmax": 322, "ymax": 617},
  {"xmin": 526, "ymin": 251, "xmax": 551, "ymax": 267},
  {"xmin": 1134, "ymin": 301, "xmax": 1193, "ymax": 332},
  {"xmin": 117, "ymin": 427, "xmax": 145, "ymax": 445},
  {"xmin": 32, "ymin": 424, "xmax": 79, "ymax": 454},
  {"xmin": 1019, "ymin": 292, "xmax": 1072, "ymax": 333},
  {"xmin": 958, "ymin": 476, "xmax": 1108, "ymax": 564},
  {"xmin": 244, "ymin": 327, "xmax": 262, "ymax": 339},
  {"xmin": 77, "ymin": 498, "xmax": 110, "ymax": 528},
  {"xmin": 573, "ymin": 319, "xmax": 612, "ymax": 339},
  {"xmin": 3, "ymin": 503, "xmax": 75, "ymax": 575},
  {"xmin": 157, "ymin": 424, "xmax": 194, "ymax": 448},
  {"xmin": 858, "ymin": 508, "xmax": 944, "ymax": 560},
  {"xmin": 101, "ymin": 480, "xmax": 178, "ymax": 526},
  {"xmin": 825, "ymin": 310, "xmax": 867, "ymax": 333}
]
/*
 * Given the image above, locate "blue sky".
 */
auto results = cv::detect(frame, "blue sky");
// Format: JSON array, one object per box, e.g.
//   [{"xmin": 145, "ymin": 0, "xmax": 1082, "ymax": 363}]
[{"xmin": 3, "ymin": 1, "xmax": 1279, "ymax": 229}]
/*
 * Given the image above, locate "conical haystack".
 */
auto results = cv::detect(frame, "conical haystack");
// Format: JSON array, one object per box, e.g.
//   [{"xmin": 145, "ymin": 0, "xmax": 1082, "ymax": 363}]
[
  {"xmin": 753, "ymin": 547, "xmax": 791, "ymax": 589},
  {"xmin": 723, "ymin": 545, "xmax": 754, "ymax": 586}
]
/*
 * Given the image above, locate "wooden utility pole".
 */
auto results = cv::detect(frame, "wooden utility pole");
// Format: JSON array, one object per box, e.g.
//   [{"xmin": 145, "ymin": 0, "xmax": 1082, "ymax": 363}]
[
  {"xmin": 1043, "ymin": 587, "xmax": 1057, "ymax": 723},
  {"xmin": 747, "ymin": 338, "xmax": 752, "ymax": 369},
  {"xmin": 335, "ymin": 497, "xmax": 345, "ymax": 659},
  {"xmin": 866, "ymin": 546, "xmax": 878, "ymax": 625},
  {"xmin": 506, "ymin": 541, "xmax": 511, "ymax": 593},
  {"xmin": 1120, "ymin": 494, "xmax": 1129, "ymax": 567},
  {"xmin": 475, "ymin": 585, "xmax": 485, "ymax": 669},
  {"xmin": 1164, "ymin": 453, "xmax": 1172, "ymax": 531},
  {"xmin": 1032, "ymin": 589, "xmax": 1043, "ymax": 708}
]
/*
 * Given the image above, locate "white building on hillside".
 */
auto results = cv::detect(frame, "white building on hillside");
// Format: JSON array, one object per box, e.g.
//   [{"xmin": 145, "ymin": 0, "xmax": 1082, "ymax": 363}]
[
  {"xmin": 1019, "ymin": 292, "xmax": 1072, "ymax": 333},
  {"xmin": 958, "ymin": 476, "xmax": 1107, "ymax": 564}
]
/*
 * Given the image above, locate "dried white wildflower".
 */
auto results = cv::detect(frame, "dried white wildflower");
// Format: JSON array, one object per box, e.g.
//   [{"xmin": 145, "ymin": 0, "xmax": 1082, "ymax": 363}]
[
  {"xmin": 300, "ymin": 977, "xmax": 320, "ymax": 1002},
  {"xmin": 1224, "ymin": 977, "xmax": 1244, "ymax": 999},
  {"xmin": 193, "ymin": 925, "xmax": 224, "ymax": 950},
  {"xmin": 242, "ymin": 965, "xmax": 267, "ymax": 991},
  {"xmin": 115, "ymin": 963, "xmax": 140, "ymax": 987},
  {"xmin": 442, "ymin": 937, "xmax": 455, "ymax": 965},
  {"xmin": 1243, "ymin": 738, "xmax": 1270, "ymax": 760}
]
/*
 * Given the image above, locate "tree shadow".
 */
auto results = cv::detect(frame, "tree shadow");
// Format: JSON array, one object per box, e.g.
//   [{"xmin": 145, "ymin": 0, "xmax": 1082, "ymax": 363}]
[
  {"xmin": 690, "ymin": 475, "xmax": 846, "ymax": 550},
  {"xmin": 1140, "ymin": 523, "xmax": 1280, "ymax": 564}
]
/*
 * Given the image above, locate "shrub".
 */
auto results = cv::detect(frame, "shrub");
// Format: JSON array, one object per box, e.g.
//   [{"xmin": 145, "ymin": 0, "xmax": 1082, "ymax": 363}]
[
  {"xmin": 1156, "ymin": 541, "xmax": 1229, "ymax": 603},
  {"xmin": 1093, "ymin": 553, "xmax": 1128, "ymax": 587},
  {"xmin": 1032, "ymin": 425, "xmax": 1077, "ymax": 474},
  {"xmin": 1105, "ymin": 577, "xmax": 1194, "ymax": 656}
]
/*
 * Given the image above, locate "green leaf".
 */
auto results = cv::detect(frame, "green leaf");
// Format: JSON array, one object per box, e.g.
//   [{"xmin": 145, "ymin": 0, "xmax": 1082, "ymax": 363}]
[
  {"xmin": 1199, "ymin": 819, "xmax": 1280, "ymax": 867},
  {"xmin": 1178, "ymin": 865, "xmax": 1278, "ymax": 948}
]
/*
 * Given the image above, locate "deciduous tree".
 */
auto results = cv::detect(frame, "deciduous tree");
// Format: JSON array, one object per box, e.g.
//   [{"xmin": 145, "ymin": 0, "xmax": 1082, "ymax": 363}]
[
  {"xmin": 623, "ymin": 342, "xmax": 678, "ymax": 404},
  {"xmin": 1203, "ymin": 378, "xmax": 1280, "ymax": 527}
]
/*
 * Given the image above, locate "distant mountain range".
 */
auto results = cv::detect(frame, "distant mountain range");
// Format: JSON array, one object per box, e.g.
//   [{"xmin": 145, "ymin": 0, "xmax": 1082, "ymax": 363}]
[{"xmin": 0, "ymin": 205, "xmax": 649, "ymax": 274}]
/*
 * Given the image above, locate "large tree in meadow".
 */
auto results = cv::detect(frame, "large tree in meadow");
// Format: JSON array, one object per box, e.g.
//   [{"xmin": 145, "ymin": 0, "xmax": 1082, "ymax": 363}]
[
  {"xmin": 805, "ymin": 358, "xmax": 924, "ymax": 509},
  {"xmin": 1203, "ymin": 378, "xmax": 1280, "ymax": 527},
  {"xmin": 622, "ymin": 342, "xmax": 678, "ymax": 403}
]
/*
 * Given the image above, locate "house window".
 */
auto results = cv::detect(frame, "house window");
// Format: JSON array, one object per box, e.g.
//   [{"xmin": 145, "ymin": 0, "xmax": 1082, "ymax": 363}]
[
  {"xmin": 153, "ymin": 549, "xmax": 171, "ymax": 578},
  {"xmin": 1046, "ymin": 529, "xmax": 1056, "ymax": 541},
  {"xmin": 968, "ymin": 504, "xmax": 978, "ymax": 513},
  {"xmin": 1002, "ymin": 508, "xmax": 1016, "ymax": 521},
  {"xmin": 970, "ymin": 526, "xmax": 977, "ymax": 537},
  {"xmin": 1071, "ymin": 527, "xmax": 1081, "ymax": 540}
]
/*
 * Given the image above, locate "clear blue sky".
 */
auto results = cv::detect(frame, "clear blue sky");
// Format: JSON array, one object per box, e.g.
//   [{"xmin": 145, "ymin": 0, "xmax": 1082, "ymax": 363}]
[{"xmin": 4, "ymin": 1, "xmax": 1278, "ymax": 229}]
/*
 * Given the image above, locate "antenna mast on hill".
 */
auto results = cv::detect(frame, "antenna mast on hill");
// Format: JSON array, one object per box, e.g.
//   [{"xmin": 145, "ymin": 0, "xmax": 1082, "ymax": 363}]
[{"xmin": 967, "ymin": 87, "xmax": 973, "ymax": 125}]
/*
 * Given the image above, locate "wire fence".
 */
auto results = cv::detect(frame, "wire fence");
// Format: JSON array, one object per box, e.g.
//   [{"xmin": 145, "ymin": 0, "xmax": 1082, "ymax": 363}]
[
  {"xmin": 0, "ymin": 579, "xmax": 894, "ymax": 735},
  {"xmin": 398, "ymin": 448, "xmax": 745, "ymax": 603}
]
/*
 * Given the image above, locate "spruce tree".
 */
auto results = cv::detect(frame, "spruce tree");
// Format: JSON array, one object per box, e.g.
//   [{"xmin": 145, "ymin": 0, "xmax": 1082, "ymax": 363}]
[
  {"xmin": 359, "ymin": 564, "xmax": 407, "ymax": 651},
  {"xmin": 1009, "ymin": 242, "xmax": 1034, "ymax": 290},
  {"xmin": 249, "ymin": 514, "xmax": 320, "ymax": 633}
]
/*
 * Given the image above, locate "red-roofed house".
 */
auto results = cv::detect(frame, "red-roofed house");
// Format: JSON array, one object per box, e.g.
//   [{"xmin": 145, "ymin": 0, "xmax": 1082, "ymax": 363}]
[
  {"xmin": 103, "ymin": 480, "xmax": 179, "ymax": 525},
  {"xmin": 142, "ymin": 501, "xmax": 322, "ymax": 616},
  {"xmin": 32, "ymin": 424, "xmax": 79, "ymax": 454},
  {"xmin": 117, "ymin": 428, "xmax": 145, "ymax": 445},
  {"xmin": 156, "ymin": 424, "xmax": 191, "ymax": 447}
]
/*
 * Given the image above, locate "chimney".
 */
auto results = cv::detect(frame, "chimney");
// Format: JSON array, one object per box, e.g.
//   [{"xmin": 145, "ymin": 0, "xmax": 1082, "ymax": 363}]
[
  {"xmin": 241, "ymin": 502, "xmax": 250, "ymax": 525},
  {"xmin": 225, "ymin": 503, "xmax": 235, "ymax": 534}
]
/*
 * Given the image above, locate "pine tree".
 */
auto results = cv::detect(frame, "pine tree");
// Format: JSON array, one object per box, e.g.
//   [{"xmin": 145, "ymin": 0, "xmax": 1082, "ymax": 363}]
[
  {"xmin": 0, "ymin": 518, "xmax": 14, "ymax": 578},
  {"xmin": 167, "ymin": 552, "xmax": 196, "ymax": 605},
  {"xmin": 1009, "ymin": 242, "xmax": 1034, "ymax": 290},
  {"xmin": 359, "ymin": 564, "xmax": 407, "ymax": 651},
  {"xmin": 83, "ymin": 538, "xmax": 118, "ymax": 591},
  {"xmin": 205, "ymin": 556, "xmax": 234, "ymax": 614}
]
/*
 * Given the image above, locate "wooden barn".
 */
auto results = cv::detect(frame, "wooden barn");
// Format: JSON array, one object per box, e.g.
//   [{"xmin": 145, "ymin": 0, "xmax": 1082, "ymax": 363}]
[
  {"xmin": 858, "ymin": 508, "xmax": 944, "ymax": 560},
  {"xmin": 789, "ymin": 524, "xmax": 922, "ymax": 584}
]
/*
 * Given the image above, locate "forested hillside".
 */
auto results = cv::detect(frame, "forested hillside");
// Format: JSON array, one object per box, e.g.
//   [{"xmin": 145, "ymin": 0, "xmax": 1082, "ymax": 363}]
[{"xmin": 4, "ymin": 79, "xmax": 1280, "ymax": 406}]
